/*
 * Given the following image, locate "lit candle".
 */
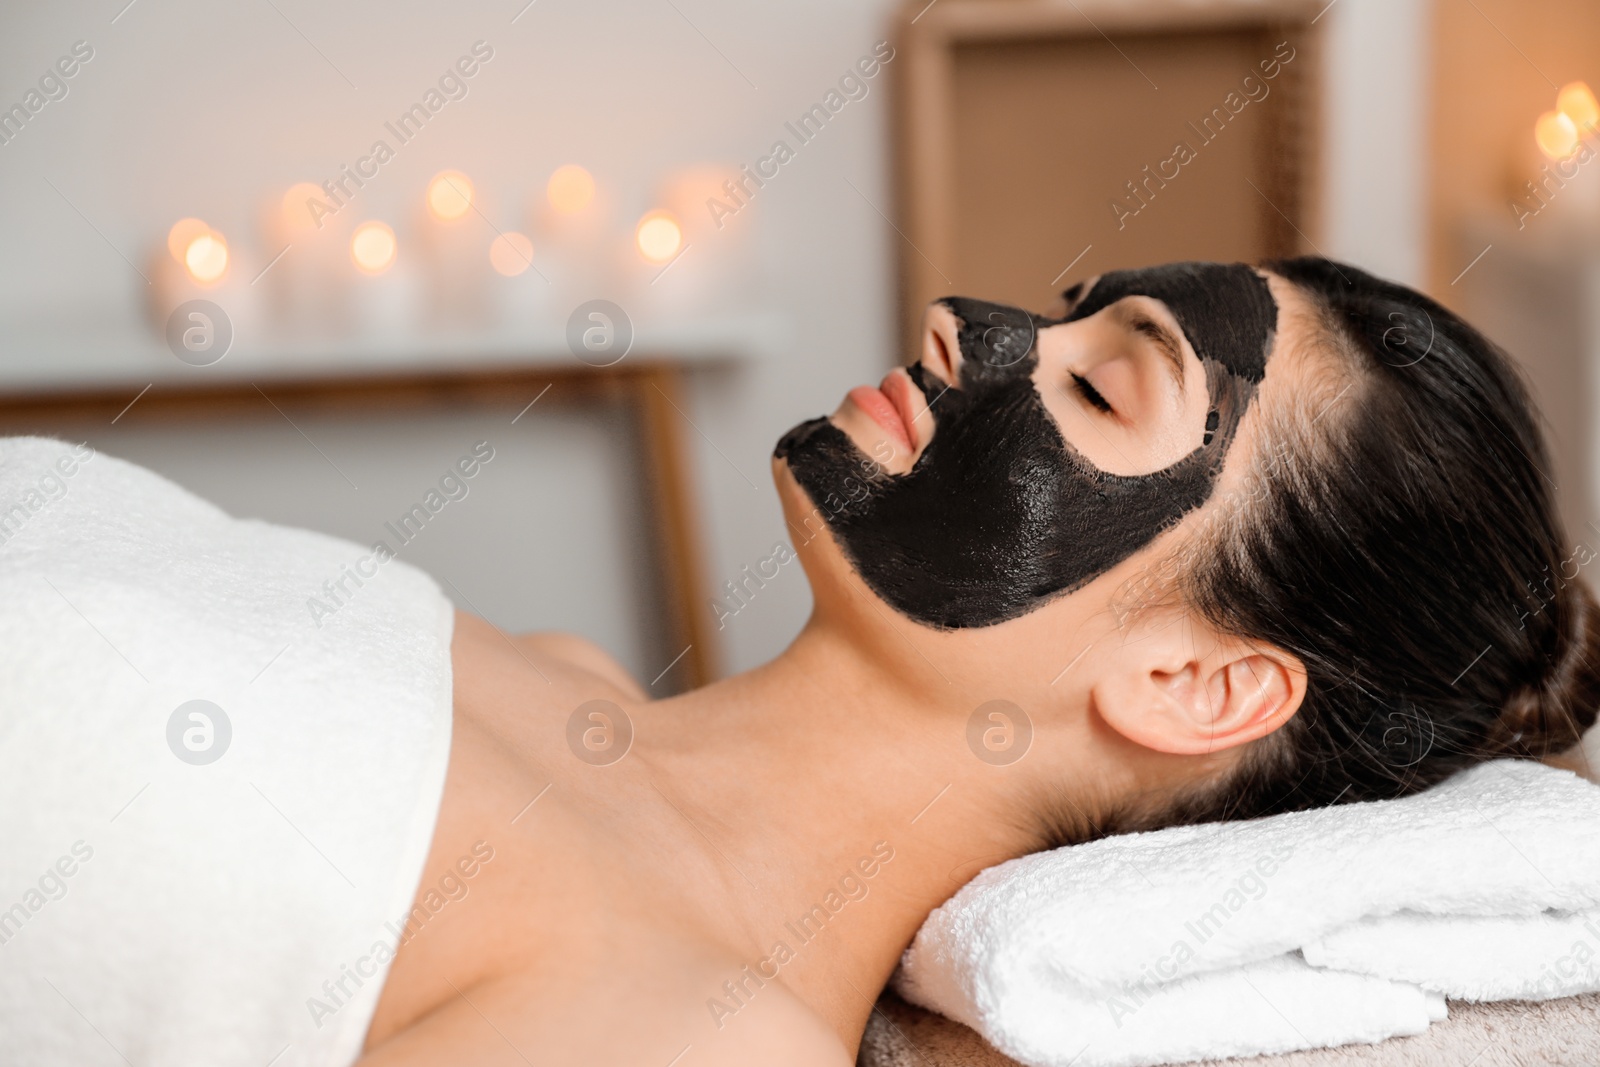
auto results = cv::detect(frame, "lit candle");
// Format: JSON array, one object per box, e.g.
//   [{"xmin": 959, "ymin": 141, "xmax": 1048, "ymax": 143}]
[
  {"xmin": 1536, "ymin": 110, "xmax": 1580, "ymax": 161},
  {"xmin": 635, "ymin": 210, "xmax": 682, "ymax": 262},
  {"xmin": 489, "ymin": 232, "xmax": 534, "ymax": 276},
  {"xmin": 1526, "ymin": 86, "xmax": 1600, "ymax": 229},
  {"xmin": 184, "ymin": 230, "xmax": 229, "ymax": 285},
  {"xmin": 1558, "ymin": 81, "xmax": 1599, "ymax": 135},
  {"xmin": 426, "ymin": 170, "xmax": 474, "ymax": 221},
  {"xmin": 280, "ymin": 182, "xmax": 328, "ymax": 235},
  {"xmin": 167, "ymin": 217, "xmax": 210, "ymax": 264},
  {"xmin": 548, "ymin": 165, "xmax": 595, "ymax": 215},
  {"xmin": 351, "ymin": 221, "xmax": 397, "ymax": 274}
]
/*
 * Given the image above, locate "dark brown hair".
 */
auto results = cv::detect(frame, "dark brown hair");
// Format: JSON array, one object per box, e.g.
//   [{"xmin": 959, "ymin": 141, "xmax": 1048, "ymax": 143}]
[{"xmin": 1175, "ymin": 256, "xmax": 1600, "ymax": 823}]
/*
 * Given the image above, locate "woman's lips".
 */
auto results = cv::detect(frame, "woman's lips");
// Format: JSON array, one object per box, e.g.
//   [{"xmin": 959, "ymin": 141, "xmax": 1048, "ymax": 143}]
[
  {"xmin": 880, "ymin": 369, "xmax": 923, "ymax": 444},
  {"xmin": 847, "ymin": 369, "xmax": 920, "ymax": 455}
]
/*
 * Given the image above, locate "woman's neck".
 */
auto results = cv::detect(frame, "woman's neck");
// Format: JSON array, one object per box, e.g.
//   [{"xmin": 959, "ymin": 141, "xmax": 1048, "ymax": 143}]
[{"xmin": 640, "ymin": 615, "xmax": 1057, "ymax": 1041}]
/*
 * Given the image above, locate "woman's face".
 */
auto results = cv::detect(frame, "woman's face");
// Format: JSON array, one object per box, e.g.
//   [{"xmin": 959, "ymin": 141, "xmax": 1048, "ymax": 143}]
[{"xmin": 774, "ymin": 262, "xmax": 1282, "ymax": 630}]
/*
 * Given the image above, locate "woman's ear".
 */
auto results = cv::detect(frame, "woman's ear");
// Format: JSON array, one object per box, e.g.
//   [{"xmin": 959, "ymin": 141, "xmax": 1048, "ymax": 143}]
[{"xmin": 1091, "ymin": 610, "xmax": 1307, "ymax": 756}]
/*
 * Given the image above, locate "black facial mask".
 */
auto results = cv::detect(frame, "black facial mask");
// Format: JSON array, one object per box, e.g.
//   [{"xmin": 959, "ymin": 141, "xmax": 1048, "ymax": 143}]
[{"xmin": 774, "ymin": 262, "xmax": 1278, "ymax": 629}]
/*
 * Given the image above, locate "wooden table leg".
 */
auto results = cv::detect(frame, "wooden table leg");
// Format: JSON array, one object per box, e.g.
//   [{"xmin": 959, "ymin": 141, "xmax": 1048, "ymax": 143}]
[{"xmin": 632, "ymin": 364, "xmax": 721, "ymax": 690}]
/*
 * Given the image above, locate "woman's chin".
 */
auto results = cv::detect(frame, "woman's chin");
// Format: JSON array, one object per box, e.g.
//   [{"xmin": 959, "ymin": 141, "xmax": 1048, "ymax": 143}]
[{"xmin": 771, "ymin": 453, "xmax": 814, "ymax": 518}]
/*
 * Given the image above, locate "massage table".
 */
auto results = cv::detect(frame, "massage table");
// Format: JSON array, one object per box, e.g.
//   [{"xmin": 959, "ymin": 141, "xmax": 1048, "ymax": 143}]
[{"xmin": 859, "ymin": 988, "xmax": 1600, "ymax": 1067}]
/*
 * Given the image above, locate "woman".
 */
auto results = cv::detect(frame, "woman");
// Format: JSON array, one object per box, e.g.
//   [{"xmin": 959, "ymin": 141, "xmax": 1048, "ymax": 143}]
[
  {"xmin": 350, "ymin": 258, "xmax": 1600, "ymax": 1064},
  {"xmin": 3, "ymin": 258, "xmax": 1593, "ymax": 1066}
]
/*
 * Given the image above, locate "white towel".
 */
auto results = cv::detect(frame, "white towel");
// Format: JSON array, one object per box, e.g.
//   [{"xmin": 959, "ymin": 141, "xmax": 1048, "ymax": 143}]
[
  {"xmin": 893, "ymin": 759, "xmax": 1600, "ymax": 1067},
  {"xmin": 0, "ymin": 437, "xmax": 456, "ymax": 1067},
  {"xmin": 1305, "ymin": 909, "xmax": 1600, "ymax": 1001}
]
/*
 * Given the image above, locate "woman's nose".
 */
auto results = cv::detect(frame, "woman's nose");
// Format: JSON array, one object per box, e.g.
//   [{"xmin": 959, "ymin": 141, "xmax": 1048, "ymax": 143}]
[{"xmin": 921, "ymin": 302, "xmax": 963, "ymax": 387}]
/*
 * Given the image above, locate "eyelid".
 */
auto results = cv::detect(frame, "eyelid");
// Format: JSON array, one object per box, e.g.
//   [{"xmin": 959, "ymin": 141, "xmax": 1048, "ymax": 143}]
[{"xmin": 1070, "ymin": 372, "xmax": 1113, "ymax": 415}]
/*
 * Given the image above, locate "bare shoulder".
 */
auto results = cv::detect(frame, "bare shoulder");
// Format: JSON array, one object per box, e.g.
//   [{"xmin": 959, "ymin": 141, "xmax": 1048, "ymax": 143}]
[
  {"xmin": 451, "ymin": 611, "xmax": 647, "ymax": 701},
  {"xmin": 513, "ymin": 629, "xmax": 649, "ymax": 700}
]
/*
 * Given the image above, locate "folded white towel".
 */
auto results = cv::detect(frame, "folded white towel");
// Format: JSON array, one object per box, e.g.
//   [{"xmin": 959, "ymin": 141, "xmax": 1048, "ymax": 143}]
[
  {"xmin": 1305, "ymin": 908, "xmax": 1600, "ymax": 1001},
  {"xmin": 893, "ymin": 759, "xmax": 1600, "ymax": 1067}
]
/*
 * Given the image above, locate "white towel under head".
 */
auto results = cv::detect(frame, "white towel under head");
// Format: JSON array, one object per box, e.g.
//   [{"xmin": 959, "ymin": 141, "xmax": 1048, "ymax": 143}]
[{"xmin": 893, "ymin": 759, "xmax": 1600, "ymax": 1067}]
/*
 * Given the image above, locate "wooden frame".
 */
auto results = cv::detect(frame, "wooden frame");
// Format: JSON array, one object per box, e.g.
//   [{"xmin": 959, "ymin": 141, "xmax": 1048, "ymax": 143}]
[
  {"xmin": 891, "ymin": 0, "xmax": 1324, "ymax": 356},
  {"xmin": 0, "ymin": 361, "xmax": 720, "ymax": 690}
]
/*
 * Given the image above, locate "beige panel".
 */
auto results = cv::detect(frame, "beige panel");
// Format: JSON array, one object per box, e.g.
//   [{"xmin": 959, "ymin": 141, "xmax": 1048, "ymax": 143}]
[
  {"xmin": 1429, "ymin": 0, "xmax": 1600, "ymax": 299},
  {"xmin": 947, "ymin": 29, "xmax": 1291, "ymax": 310},
  {"xmin": 1428, "ymin": 0, "xmax": 1600, "ymax": 538}
]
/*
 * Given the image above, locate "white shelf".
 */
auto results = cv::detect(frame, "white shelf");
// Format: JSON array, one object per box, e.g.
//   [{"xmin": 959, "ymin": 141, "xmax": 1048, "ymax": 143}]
[{"xmin": 0, "ymin": 312, "xmax": 788, "ymax": 393}]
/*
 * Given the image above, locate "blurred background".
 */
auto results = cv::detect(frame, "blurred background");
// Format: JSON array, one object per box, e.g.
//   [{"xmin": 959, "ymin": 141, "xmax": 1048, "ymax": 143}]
[{"xmin": 0, "ymin": 0, "xmax": 1595, "ymax": 690}]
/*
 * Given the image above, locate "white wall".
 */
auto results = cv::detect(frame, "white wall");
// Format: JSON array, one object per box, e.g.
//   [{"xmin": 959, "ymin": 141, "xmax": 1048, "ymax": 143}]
[
  {"xmin": 0, "ymin": 0, "xmax": 1428, "ymax": 680},
  {"xmin": 0, "ymin": 0, "xmax": 903, "ymax": 678}
]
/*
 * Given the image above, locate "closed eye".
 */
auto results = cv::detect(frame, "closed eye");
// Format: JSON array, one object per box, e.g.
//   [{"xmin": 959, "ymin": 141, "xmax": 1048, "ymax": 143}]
[{"xmin": 1071, "ymin": 373, "xmax": 1113, "ymax": 414}]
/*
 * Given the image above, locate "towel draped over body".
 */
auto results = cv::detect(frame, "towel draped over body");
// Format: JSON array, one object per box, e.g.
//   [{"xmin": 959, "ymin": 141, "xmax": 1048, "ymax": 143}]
[{"xmin": 0, "ymin": 437, "xmax": 455, "ymax": 1067}]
